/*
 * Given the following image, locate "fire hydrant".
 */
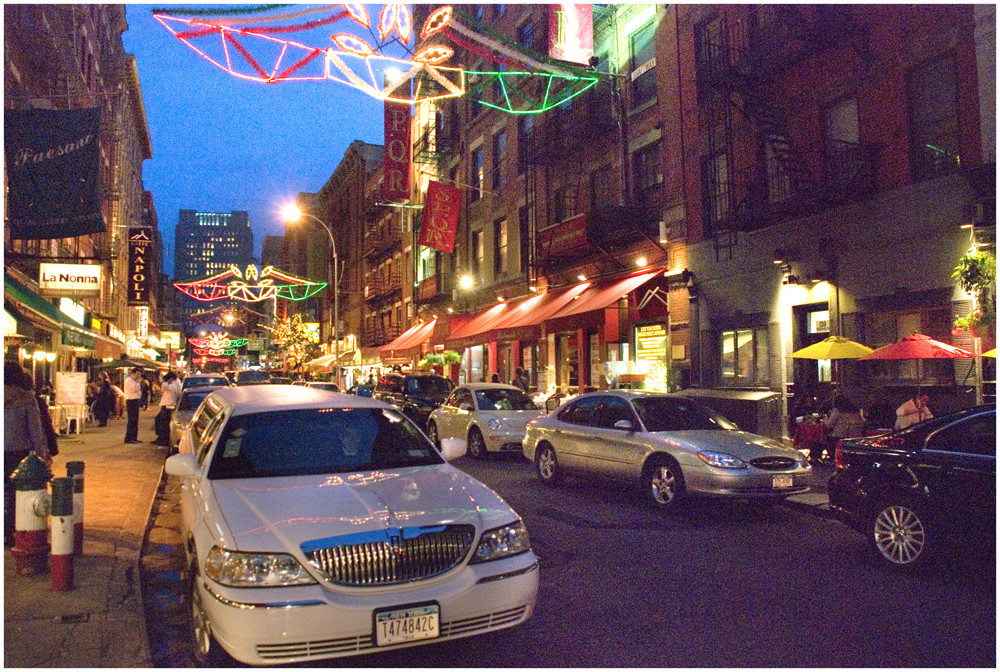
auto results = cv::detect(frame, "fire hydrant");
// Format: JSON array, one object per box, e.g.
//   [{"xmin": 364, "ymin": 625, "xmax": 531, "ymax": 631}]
[{"xmin": 10, "ymin": 454, "xmax": 52, "ymax": 575}]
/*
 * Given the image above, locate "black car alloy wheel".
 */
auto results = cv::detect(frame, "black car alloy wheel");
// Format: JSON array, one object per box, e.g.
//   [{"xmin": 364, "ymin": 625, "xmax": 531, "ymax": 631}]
[{"xmin": 869, "ymin": 498, "xmax": 930, "ymax": 568}]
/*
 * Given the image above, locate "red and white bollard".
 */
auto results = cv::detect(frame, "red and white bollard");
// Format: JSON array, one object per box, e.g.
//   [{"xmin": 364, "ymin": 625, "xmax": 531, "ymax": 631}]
[
  {"xmin": 10, "ymin": 454, "xmax": 52, "ymax": 575},
  {"xmin": 66, "ymin": 461, "xmax": 85, "ymax": 555},
  {"xmin": 50, "ymin": 477, "xmax": 74, "ymax": 591}
]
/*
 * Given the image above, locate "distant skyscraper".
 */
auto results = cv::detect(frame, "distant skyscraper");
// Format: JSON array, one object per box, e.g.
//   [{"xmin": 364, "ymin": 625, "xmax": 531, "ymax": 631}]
[{"xmin": 173, "ymin": 209, "xmax": 253, "ymax": 281}]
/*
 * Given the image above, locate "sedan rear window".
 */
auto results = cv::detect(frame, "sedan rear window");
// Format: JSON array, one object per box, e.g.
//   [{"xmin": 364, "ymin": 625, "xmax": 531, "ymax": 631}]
[
  {"xmin": 207, "ymin": 408, "xmax": 443, "ymax": 479},
  {"xmin": 177, "ymin": 389, "xmax": 214, "ymax": 411},
  {"xmin": 632, "ymin": 397, "xmax": 738, "ymax": 432},
  {"xmin": 406, "ymin": 376, "xmax": 453, "ymax": 397}
]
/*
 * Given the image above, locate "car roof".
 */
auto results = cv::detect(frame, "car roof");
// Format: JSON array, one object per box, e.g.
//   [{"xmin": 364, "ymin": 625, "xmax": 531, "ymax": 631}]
[
  {"xmin": 186, "ymin": 373, "xmax": 227, "ymax": 379},
  {"xmin": 181, "ymin": 386, "xmax": 224, "ymax": 395},
  {"xmin": 205, "ymin": 385, "xmax": 391, "ymax": 416},
  {"xmin": 461, "ymin": 383, "xmax": 523, "ymax": 391}
]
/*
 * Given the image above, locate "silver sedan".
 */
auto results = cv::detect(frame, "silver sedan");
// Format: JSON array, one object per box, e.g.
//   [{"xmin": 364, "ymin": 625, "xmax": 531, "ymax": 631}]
[{"xmin": 522, "ymin": 391, "xmax": 811, "ymax": 509}]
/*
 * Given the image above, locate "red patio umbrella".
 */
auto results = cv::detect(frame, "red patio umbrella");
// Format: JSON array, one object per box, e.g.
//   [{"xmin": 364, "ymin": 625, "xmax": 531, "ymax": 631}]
[{"xmin": 859, "ymin": 333, "xmax": 974, "ymax": 360}]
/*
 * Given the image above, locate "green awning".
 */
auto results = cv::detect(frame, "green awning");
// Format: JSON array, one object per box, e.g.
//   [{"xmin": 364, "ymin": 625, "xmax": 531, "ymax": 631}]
[{"xmin": 4, "ymin": 272, "xmax": 63, "ymax": 327}]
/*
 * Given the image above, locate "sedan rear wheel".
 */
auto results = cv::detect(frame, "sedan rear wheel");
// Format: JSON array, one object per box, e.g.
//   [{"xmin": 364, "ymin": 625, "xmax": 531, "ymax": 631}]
[
  {"xmin": 645, "ymin": 458, "xmax": 685, "ymax": 510},
  {"xmin": 535, "ymin": 444, "xmax": 561, "ymax": 486},
  {"xmin": 868, "ymin": 498, "xmax": 930, "ymax": 569},
  {"xmin": 468, "ymin": 426, "xmax": 487, "ymax": 459}
]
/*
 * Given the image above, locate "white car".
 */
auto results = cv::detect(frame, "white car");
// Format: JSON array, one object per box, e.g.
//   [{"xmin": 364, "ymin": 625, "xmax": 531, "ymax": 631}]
[
  {"xmin": 166, "ymin": 385, "xmax": 538, "ymax": 665},
  {"xmin": 427, "ymin": 383, "xmax": 543, "ymax": 459}
]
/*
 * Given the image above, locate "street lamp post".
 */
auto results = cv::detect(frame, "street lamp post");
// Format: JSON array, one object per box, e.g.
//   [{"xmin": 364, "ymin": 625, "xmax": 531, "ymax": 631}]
[{"xmin": 283, "ymin": 206, "xmax": 340, "ymax": 388}]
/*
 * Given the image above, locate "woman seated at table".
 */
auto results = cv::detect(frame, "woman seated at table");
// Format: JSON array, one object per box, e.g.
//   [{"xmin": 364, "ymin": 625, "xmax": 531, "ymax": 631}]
[{"xmin": 821, "ymin": 394, "xmax": 866, "ymax": 462}]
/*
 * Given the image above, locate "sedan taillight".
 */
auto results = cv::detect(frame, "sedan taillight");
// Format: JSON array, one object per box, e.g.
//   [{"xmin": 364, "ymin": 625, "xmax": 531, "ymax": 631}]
[{"xmin": 834, "ymin": 440, "xmax": 845, "ymax": 469}]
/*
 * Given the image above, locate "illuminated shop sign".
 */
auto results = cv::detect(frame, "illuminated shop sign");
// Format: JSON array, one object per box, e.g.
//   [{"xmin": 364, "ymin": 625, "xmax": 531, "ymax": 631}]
[{"xmin": 39, "ymin": 263, "xmax": 102, "ymax": 297}]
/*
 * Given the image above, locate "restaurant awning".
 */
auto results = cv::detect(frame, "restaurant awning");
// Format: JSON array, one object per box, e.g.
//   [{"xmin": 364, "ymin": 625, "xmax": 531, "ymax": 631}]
[
  {"xmin": 4, "ymin": 272, "xmax": 64, "ymax": 329},
  {"xmin": 544, "ymin": 269, "xmax": 663, "ymax": 334},
  {"xmin": 380, "ymin": 319, "xmax": 437, "ymax": 362}
]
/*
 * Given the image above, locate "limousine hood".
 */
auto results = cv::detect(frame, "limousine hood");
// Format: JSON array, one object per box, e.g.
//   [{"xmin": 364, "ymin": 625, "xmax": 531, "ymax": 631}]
[{"xmin": 205, "ymin": 463, "xmax": 516, "ymax": 553}]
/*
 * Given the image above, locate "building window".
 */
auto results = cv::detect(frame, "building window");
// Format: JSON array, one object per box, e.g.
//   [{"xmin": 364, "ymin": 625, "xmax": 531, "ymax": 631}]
[
  {"xmin": 517, "ymin": 114, "xmax": 534, "ymax": 173},
  {"xmin": 720, "ymin": 327, "xmax": 769, "ymax": 388},
  {"xmin": 629, "ymin": 21, "xmax": 656, "ymax": 109},
  {"xmin": 518, "ymin": 21, "xmax": 534, "ymax": 49},
  {"xmin": 700, "ymin": 150, "xmax": 730, "ymax": 234},
  {"xmin": 496, "ymin": 4, "xmax": 505, "ymax": 16},
  {"xmin": 554, "ymin": 185, "xmax": 577, "ymax": 222},
  {"xmin": 494, "ymin": 218, "xmax": 508, "ymax": 277},
  {"xmin": 909, "ymin": 55, "xmax": 960, "ymax": 181},
  {"xmin": 633, "ymin": 142, "xmax": 662, "ymax": 192},
  {"xmin": 471, "ymin": 148, "xmax": 483, "ymax": 202},
  {"xmin": 590, "ymin": 164, "xmax": 615, "ymax": 211},
  {"xmin": 492, "ymin": 130, "xmax": 506, "ymax": 190},
  {"xmin": 471, "ymin": 229, "xmax": 484, "ymax": 277}
]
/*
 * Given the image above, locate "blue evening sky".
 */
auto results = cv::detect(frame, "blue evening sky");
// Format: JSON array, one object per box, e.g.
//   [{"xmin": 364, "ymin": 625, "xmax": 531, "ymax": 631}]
[{"xmin": 122, "ymin": 5, "xmax": 392, "ymax": 276}]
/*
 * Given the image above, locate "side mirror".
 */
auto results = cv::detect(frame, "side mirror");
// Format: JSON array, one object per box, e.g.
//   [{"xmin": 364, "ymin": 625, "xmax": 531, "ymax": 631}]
[
  {"xmin": 614, "ymin": 419, "xmax": 634, "ymax": 431},
  {"xmin": 165, "ymin": 453, "xmax": 200, "ymax": 479},
  {"xmin": 545, "ymin": 397, "xmax": 560, "ymax": 412},
  {"xmin": 439, "ymin": 437, "xmax": 467, "ymax": 461}
]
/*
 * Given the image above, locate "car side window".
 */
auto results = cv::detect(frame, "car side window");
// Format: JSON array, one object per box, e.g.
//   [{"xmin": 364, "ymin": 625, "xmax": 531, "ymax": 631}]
[
  {"xmin": 558, "ymin": 396, "xmax": 602, "ymax": 426},
  {"xmin": 596, "ymin": 397, "xmax": 636, "ymax": 430},
  {"xmin": 455, "ymin": 389, "xmax": 474, "ymax": 409},
  {"xmin": 444, "ymin": 390, "xmax": 461, "ymax": 407},
  {"xmin": 925, "ymin": 412, "xmax": 996, "ymax": 457},
  {"xmin": 196, "ymin": 411, "xmax": 228, "ymax": 468}
]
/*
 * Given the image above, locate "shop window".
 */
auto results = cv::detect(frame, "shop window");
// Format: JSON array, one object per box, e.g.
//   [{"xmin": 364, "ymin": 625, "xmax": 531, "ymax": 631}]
[
  {"xmin": 909, "ymin": 55, "xmax": 960, "ymax": 181},
  {"xmin": 720, "ymin": 327, "xmax": 769, "ymax": 388},
  {"xmin": 856, "ymin": 307, "xmax": 955, "ymax": 383},
  {"xmin": 629, "ymin": 21, "xmax": 656, "ymax": 109}
]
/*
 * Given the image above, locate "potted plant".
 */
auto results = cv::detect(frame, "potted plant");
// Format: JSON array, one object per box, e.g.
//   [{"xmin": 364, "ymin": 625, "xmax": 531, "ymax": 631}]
[{"xmin": 952, "ymin": 250, "xmax": 996, "ymax": 340}]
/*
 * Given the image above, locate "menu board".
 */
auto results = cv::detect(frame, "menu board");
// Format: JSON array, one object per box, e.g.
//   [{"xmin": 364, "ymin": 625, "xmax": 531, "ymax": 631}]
[
  {"xmin": 635, "ymin": 323, "xmax": 667, "ymax": 364},
  {"xmin": 56, "ymin": 371, "xmax": 87, "ymax": 405}
]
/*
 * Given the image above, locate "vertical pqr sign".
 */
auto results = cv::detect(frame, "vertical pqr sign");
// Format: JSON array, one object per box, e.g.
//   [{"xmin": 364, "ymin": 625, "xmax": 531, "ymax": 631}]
[{"xmin": 128, "ymin": 228, "xmax": 151, "ymax": 306}]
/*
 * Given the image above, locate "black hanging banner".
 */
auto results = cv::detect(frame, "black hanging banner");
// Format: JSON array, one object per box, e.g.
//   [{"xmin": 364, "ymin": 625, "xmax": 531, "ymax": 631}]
[
  {"xmin": 128, "ymin": 228, "xmax": 152, "ymax": 306},
  {"xmin": 4, "ymin": 107, "xmax": 105, "ymax": 239}
]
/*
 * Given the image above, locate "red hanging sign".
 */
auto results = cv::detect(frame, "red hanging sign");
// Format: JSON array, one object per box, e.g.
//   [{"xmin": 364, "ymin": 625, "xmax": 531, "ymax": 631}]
[
  {"xmin": 418, "ymin": 180, "xmax": 461, "ymax": 253},
  {"xmin": 383, "ymin": 100, "xmax": 411, "ymax": 201}
]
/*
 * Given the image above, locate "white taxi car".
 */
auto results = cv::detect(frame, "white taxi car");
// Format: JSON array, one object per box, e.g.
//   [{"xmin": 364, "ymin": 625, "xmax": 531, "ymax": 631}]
[
  {"xmin": 426, "ymin": 383, "xmax": 543, "ymax": 459},
  {"xmin": 167, "ymin": 386, "xmax": 538, "ymax": 665}
]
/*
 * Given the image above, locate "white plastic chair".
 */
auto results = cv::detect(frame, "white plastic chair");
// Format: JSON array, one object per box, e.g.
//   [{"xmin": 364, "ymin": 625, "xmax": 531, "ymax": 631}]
[{"xmin": 63, "ymin": 404, "xmax": 86, "ymax": 435}]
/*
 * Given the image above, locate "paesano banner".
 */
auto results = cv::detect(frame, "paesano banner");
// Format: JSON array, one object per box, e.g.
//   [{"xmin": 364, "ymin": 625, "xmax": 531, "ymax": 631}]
[
  {"xmin": 128, "ymin": 228, "xmax": 152, "ymax": 306},
  {"xmin": 383, "ymin": 100, "xmax": 411, "ymax": 201},
  {"xmin": 4, "ymin": 107, "xmax": 105, "ymax": 239},
  {"xmin": 418, "ymin": 181, "xmax": 461, "ymax": 253},
  {"xmin": 548, "ymin": 4, "xmax": 594, "ymax": 65}
]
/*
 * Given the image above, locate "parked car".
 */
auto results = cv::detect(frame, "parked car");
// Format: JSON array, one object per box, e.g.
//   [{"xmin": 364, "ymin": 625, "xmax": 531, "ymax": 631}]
[
  {"xmin": 428, "ymin": 383, "xmax": 543, "ymax": 458},
  {"xmin": 828, "ymin": 405, "xmax": 995, "ymax": 570},
  {"xmin": 270, "ymin": 376, "xmax": 293, "ymax": 385},
  {"xmin": 305, "ymin": 381, "xmax": 340, "ymax": 392},
  {"xmin": 373, "ymin": 372, "xmax": 454, "ymax": 429},
  {"xmin": 169, "ymin": 386, "xmax": 223, "ymax": 450},
  {"xmin": 181, "ymin": 373, "xmax": 230, "ymax": 390},
  {"xmin": 166, "ymin": 386, "xmax": 538, "ymax": 665},
  {"xmin": 522, "ymin": 391, "xmax": 812, "ymax": 509},
  {"xmin": 234, "ymin": 369, "xmax": 271, "ymax": 386}
]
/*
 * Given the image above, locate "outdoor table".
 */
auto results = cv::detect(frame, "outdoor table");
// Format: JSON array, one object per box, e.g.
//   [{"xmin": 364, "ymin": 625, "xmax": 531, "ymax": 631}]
[
  {"xmin": 793, "ymin": 420, "xmax": 826, "ymax": 460},
  {"xmin": 48, "ymin": 404, "xmax": 65, "ymax": 435}
]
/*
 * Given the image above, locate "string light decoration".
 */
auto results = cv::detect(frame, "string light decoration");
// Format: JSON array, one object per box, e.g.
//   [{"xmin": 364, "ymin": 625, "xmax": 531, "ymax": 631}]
[
  {"xmin": 173, "ymin": 264, "xmax": 326, "ymax": 303},
  {"xmin": 152, "ymin": 4, "xmax": 603, "ymax": 114},
  {"xmin": 152, "ymin": 5, "xmax": 465, "ymax": 104},
  {"xmin": 189, "ymin": 304, "xmax": 268, "ymax": 326}
]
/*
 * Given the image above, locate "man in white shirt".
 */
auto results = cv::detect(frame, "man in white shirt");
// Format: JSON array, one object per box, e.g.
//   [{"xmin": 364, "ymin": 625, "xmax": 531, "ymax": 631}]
[
  {"xmin": 895, "ymin": 392, "xmax": 933, "ymax": 430},
  {"xmin": 123, "ymin": 367, "xmax": 143, "ymax": 444},
  {"xmin": 154, "ymin": 372, "xmax": 182, "ymax": 447}
]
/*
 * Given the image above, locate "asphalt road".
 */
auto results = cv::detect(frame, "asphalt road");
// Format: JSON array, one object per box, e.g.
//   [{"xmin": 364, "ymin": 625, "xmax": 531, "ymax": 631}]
[{"xmin": 143, "ymin": 452, "xmax": 995, "ymax": 668}]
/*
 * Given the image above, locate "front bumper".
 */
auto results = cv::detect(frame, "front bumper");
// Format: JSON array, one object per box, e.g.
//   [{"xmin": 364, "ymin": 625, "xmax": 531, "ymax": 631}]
[
  {"xmin": 683, "ymin": 464, "xmax": 813, "ymax": 499},
  {"xmin": 202, "ymin": 551, "xmax": 539, "ymax": 665}
]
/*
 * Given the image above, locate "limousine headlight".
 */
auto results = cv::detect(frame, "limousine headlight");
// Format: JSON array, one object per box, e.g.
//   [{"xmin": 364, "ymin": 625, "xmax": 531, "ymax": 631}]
[
  {"xmin": 205, "ymin": 546, "xmax": 317, "ymax": 587},
  {"xmin": 470, "ymin": 520, "xmax": 531, "ymax": 564}
]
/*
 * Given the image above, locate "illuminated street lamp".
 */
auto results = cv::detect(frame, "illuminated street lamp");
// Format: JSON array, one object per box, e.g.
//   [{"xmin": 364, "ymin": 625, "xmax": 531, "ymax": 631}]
[{"xmin": 283, "ymin": 204, "xmax": 340, "ymax": 387}]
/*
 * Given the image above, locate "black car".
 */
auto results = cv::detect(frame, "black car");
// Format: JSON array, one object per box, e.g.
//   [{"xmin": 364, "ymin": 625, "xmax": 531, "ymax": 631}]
[
  {"xmin": 372, "ymin": 372, "xmax": 454, "ymax": 429},
  {"xmin": 828, "ymin": 405, "xmax": 995, "ymax": 569}
]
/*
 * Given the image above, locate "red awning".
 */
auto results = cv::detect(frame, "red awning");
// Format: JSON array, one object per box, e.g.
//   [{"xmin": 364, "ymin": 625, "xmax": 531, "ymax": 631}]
[
  {"xmin": 546, "ymin": 270, "xmax": 663, "ymax": 321},
  {"xmin": 380, "ymin": 319, "xmax": 437, "ymax": 360}
]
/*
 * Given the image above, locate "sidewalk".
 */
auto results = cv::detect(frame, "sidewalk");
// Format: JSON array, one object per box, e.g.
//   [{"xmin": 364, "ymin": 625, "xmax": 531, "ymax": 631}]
[{"xmin": 4, "ymin": 406, "xmax": 165, "ymax": 668}]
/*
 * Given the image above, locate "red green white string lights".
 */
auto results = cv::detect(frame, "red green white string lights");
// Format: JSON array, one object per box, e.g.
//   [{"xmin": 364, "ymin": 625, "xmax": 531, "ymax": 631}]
[{"xmin": 173, "ymin": 264, "xmax": 326, "ymax": 303}]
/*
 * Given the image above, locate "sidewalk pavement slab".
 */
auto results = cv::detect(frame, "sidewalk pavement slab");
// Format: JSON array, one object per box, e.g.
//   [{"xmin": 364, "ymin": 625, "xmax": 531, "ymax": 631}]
[{"xmin": 4, "ymin": 408, "xmax": 165, "ymax": 668}]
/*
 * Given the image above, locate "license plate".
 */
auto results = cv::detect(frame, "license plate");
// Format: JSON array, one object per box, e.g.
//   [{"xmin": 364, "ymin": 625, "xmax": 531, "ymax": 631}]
[
  {"xmin": 374, "ymin": 603, "xmax": 439, "ymax": 647},
  {"xmin": 773, "ymin": 475, "xmax": 794, "ymax": 489}
]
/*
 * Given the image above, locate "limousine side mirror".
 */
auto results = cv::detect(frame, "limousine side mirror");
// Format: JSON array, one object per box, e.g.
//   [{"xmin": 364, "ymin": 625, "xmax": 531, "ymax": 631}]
[{"xmin": 165, "ymin": 453, "xmax": 201, "ymax": 479}]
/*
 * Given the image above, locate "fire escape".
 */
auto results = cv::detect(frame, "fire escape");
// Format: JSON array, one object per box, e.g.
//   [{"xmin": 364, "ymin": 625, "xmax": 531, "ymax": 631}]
[{"xmin": 695, "ymin": 5, "xmax": 874, "ymax": 259}]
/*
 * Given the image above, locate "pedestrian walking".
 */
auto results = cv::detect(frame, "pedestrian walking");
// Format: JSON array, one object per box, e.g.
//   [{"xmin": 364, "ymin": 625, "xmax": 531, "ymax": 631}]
[
  {"xmin": 154, "ymin": 372, "xmax": 182, "ymax": 447},
  {"xmin": 4, "ymin": 362, "xmax": 51, "ymax": 547},
  {"xmin": 513, "ymin": 366, "xmax": 530, "ymax": 393},
  {"xmin": 123, "ymin": 367, "xmax": 143, "ymax": 444},
  {"xmin": 94, "ymin": 372, "xmax": 115, "ymax": 426}
]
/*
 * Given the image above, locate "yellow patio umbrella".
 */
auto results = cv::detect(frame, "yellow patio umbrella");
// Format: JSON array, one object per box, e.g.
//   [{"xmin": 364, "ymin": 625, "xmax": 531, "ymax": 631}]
[
  {"xmin": 982, "ymin": 349, "xmax": 997, "ymax": 358},
  {"xmin": 790, "ymin": 335, "xmax": 874, "ymax": 359}
]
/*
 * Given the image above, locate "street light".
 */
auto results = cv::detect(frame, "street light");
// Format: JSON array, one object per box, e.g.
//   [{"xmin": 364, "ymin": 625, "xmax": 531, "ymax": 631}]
[{"xmin": 283, "ymin": 204, "xmax": 340, "ymax": 388}]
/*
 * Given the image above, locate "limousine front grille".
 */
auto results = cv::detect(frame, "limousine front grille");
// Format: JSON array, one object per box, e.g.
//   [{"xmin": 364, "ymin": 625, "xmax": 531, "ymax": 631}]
[{"xmin": 303, "ymin": 525, "xmax": 475, "ymax": 586}]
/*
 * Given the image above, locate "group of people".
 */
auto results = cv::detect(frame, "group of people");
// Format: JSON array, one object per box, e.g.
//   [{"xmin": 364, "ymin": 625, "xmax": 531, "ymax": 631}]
[
  {"xmin": 490, "ymin": 367, "xmax": 531, "ymax": 392},
  {"xmin": 791, "ymin": 386, "xmax": 935, "ymax": 463}
]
